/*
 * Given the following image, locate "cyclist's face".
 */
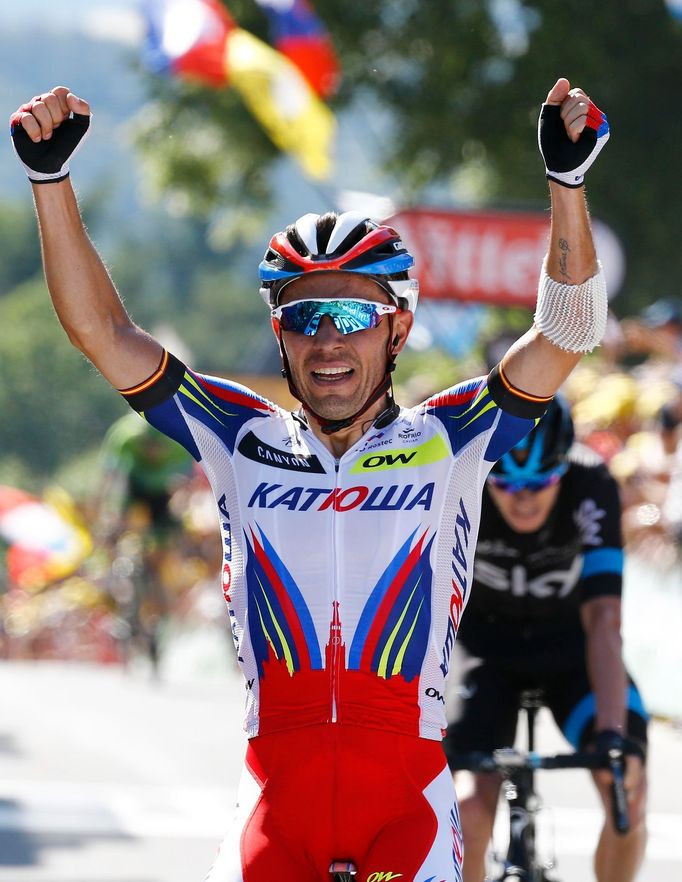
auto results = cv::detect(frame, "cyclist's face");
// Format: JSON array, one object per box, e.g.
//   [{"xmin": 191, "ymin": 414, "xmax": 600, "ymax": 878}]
[
  {"xmin": 277, "ymin": 273, "xmax": 412, "ymax": 423},
  {"xmin": 487, "ymin": 480, "xmax": 561, "ymax": 534}
]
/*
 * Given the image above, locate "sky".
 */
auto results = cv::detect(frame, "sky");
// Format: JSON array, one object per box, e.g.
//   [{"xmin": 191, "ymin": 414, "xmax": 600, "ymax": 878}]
[
  {"xmin": 9, "ymin": 0, "xmax": 681, "ymax": 39},
  {"xmin": 6, "ymin": 0, "xmax": 144, "ymax": 44},
  {"xmin": 1, "ymin": 0, "xmax": 393, "ymax": 253}
]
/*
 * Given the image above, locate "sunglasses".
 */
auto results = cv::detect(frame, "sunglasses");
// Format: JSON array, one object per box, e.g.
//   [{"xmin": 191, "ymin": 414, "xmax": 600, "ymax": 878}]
[
  {"xmin": 488, "ymin": 470, "xmax": 563, "ymax": 495},
  {"xmin": 271, "ymin": 298, "xmax": 398, "ymax": 336}
]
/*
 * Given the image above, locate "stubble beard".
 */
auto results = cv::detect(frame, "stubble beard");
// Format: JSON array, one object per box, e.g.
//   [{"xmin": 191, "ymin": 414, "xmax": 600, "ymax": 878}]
[
  {"xmin": 293, "ymin": 370, "xmax": 364, "ymax": 420},
  {"xmin": 290, "ymin": 355, "xmax": 386, "ymax": 422}
]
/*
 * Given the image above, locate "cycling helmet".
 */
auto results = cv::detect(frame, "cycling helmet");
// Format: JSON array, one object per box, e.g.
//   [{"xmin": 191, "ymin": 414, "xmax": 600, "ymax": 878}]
[
  {"xmin": 259, "ymin": 210, "xmax": 419, "ymax": 312},
  {"xmin": 490, "ymin": 395, "xmax": 575, "ymax": 490}
]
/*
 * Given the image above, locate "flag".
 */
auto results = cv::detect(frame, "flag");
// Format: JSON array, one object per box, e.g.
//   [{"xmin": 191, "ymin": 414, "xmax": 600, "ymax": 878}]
[
  {"xmin": 225, "ymin": 26, "xmax": 335, "ymax": 179},
  {"xmin": 142, "ymin": 0, "xmax": 235, "ymax": 87},
  {"xmin": 254, "ymin": 0, "xmax": 340, "ymax": 98},
  {"xmin": 140, "ymin": 0, "xmax": 335, "ymax": 178},
  {"xmin": 0, "ymin": 486, "xmax": 92, "ymax": 591}
]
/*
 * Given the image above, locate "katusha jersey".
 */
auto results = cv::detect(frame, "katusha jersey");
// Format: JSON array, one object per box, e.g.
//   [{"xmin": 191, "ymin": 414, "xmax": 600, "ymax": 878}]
[{"xmin": 121, "ymin": 351, "xmax": 549, "ymax": 740}]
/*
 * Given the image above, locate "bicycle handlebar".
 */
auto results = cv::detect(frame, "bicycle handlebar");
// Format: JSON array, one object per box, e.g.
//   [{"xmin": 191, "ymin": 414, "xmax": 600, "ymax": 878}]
[{"xmin": 449, "ymin": 747, "xmax": 630, "ymax": 835}]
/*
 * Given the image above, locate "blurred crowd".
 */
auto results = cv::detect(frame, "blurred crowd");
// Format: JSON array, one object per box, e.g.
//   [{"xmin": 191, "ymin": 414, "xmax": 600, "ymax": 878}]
[
  {"xmin": 568, "ymin": 298, "xmax": 682, "ymax": 568},
  {"xmin": 0, "ymin": 416, "xmax": 225, "ymax": 670},
  {"xmin": 1, "ymin": 297, "xmax": 681, "ymax": 673}
]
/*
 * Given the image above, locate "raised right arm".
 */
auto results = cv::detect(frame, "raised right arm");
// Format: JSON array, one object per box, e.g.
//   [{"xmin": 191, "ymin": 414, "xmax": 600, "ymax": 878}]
[{"xmin": 12, "ymin": 87, "xmax": 162, "ymax": 390}]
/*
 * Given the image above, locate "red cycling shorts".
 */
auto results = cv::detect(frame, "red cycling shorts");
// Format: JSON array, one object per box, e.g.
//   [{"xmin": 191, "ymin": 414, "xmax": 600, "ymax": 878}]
[{"xmin": 204, "ymin": 724, "xmax": 463, "ymax": 882}]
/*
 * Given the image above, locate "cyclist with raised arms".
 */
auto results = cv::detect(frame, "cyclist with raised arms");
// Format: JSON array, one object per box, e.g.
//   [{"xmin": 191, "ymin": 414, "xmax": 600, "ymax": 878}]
[
  {"xmin": 444, "ymin": 398, "xmax": 648, "ymax": 882},
  {"xmin": 11, "ymin": 78, "xmax": 609, "ymax": 882}
]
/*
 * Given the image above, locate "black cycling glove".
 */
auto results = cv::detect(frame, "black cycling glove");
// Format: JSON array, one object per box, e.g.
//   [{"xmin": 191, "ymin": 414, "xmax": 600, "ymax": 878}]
[
  {"xmin": 538, "ymin": 99, "xmax": 609, "ymax": 188},
  {"xmin": 10, "ymin": 104, "xmax": 91, "ymax": 184},
  {"xmin": 592, "ymin": 729, "xmax": 646, "ymax": 763}
]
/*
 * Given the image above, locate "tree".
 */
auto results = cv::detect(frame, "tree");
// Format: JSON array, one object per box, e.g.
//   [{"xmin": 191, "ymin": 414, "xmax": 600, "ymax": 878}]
[
  {"xmin": 107, "ymin": 210, "xmax": 273, "ymax": 374},
  {"xmin": 133, "ymin": 0, "xmax": 682, "ymax": 314},
  {"xmin": 0, "ymin": 277, "xmax": 126, "ymax": 486},
  {"xmin": 0, "ymin": 209, "xmax": 274, "ymax": 490},
  {"xmin": 0, "ymin": 203, "xmax": 43, "ymax": 298}
]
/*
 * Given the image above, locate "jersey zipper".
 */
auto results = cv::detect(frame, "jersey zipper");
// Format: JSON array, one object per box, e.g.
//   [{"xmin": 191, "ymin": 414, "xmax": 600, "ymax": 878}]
[
  {"xmin": 304, "ymin": 430, "xmax": 343, "ymax": 726},
  {"xmin": 330, "ymin": 461, "xmax": 340, "ymax": 723}
]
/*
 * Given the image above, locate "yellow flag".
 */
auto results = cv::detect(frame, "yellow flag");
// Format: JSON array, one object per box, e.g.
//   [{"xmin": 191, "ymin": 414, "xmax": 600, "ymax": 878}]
[{"xmin": 225, "ymin": 27, "xmax": 335, "ymax": 179}]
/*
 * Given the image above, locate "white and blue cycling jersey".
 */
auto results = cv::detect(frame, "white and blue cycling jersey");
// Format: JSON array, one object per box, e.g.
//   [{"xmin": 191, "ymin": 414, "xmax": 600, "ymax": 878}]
[{"xmin": 121, "ymin": 351, "xmax": 550, "ymax": 740}]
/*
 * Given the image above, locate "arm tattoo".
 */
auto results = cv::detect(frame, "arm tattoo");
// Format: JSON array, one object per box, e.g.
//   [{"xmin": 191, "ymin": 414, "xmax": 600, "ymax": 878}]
[{"xmin": 558, "ymin": 238, "xmax": 571, "ymax": 280}]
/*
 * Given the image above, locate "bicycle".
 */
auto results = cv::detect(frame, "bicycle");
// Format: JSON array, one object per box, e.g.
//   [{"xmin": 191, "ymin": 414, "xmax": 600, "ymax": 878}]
[{"xmin": 448, "ymin": 689, "xmax": 630, "ymax": 882}]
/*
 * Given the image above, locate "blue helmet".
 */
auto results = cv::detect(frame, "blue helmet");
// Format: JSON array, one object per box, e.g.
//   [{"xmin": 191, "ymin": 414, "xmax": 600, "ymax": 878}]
[{"xmin": 490, "ymin": 396, "xmax": 575, "ymax": 492}]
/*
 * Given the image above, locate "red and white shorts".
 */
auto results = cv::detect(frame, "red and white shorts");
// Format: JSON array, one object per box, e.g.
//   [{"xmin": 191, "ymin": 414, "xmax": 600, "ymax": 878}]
[{"xmin": 204, "ymin": 724, "xmax": 463, "ymax": 882}]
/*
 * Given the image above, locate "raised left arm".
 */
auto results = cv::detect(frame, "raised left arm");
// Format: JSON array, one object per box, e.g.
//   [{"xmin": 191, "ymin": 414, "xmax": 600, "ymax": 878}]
[{"xmin": 503, "ymin": 78, "xmax": 609, "ymax": 398}]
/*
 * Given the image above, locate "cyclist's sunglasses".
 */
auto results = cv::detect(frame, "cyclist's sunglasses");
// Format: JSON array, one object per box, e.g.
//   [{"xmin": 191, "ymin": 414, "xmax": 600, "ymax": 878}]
[
  {"xmin": 488, "ymin": 470, "xmax": 563, "ymax": 495},
  {"xmin": 271, "ymin": 298, "xmax": 398, "ymax": 336}
]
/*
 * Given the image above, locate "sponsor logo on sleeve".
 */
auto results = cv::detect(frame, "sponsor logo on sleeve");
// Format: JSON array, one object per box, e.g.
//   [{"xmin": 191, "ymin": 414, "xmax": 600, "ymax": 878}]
[{"xmin": 574, "ymin": 497, "xmax": 606, "ymax": 546}]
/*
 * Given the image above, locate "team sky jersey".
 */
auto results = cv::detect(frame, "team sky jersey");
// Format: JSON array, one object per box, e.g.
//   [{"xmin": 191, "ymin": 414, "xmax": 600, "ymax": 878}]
[
  {"xmin": 120, "ymin": 351, "xmax": 549, "ymax": 740},
  {"xmin": 457, "ymin": 445, "xmax": 623, "ymax": 660}
]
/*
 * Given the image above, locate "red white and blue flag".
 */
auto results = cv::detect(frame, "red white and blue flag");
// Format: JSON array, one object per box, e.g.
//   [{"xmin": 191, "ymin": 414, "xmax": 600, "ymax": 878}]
[
  {"xmin": 254, "ymin": 0, "xmax": 340, "ymax": 97},
  {"xmin": 142, "ymin": 0, "xmax": 235, "ymax": 87},
  {"xmin": 0, "ymin": 486, "xmax": 92, "ymax": 591},
  {"xmin": 140, "ymin": 0, "xmax": 336, "ymax": 178}
]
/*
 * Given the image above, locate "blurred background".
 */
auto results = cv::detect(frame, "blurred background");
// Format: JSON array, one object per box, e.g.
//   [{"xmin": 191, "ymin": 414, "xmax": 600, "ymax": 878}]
[{"xmin": 1, "ymin": 1, "xmax": 681, "ymax": 880}]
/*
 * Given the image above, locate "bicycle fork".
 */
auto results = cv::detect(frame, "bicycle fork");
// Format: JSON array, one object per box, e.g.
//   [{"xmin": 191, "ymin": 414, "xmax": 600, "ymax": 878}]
[
  {"xmin": 498, "ymin": 694, "xmax": 548, "ymax": 882},
  {"xmin": 501, "ymin": 766, "xmax": 537, "ymax": 879}
]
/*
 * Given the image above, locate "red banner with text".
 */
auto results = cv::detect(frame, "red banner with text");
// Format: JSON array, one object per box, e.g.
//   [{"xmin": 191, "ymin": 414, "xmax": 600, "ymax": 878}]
[{"xmin": 387, "ymin": 208, "xmax": 558, "ymax": 308}]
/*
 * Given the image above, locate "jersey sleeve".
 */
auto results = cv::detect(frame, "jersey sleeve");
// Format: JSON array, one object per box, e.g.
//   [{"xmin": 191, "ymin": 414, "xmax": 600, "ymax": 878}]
[
  {"xmin": 422, "ymin": 362, "xmax": 552, "ymax": 462},
  {"xmin": 573, "ymin": 462, "xmax": 624, "ymax": 601},
  {"xmin": 118, "ymin": 350, "xmax": 275, "ymax": 461}
]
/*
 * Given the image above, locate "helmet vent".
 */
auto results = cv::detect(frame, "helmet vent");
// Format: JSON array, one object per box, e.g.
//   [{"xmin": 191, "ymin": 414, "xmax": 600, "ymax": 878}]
[
  {"xmin": 325, "ymin": 211, "xmax": 373, "ymax": 255},
  {"xmin": 292, "ymin": 212, "xmax": 320, "ymax": 256},
  {"xmin": 264, "ymin": 249, "xmax": 286, "ymax": 269}
]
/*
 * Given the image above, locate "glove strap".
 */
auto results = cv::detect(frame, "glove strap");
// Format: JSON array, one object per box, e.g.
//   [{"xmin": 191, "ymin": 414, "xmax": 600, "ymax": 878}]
[
  {"xmin": 538, "ymin": 101, "xmax": 610, "ymax": 188},
  {"xmin": 10, "ymin": 110, "xmax": 91, "ymax": 184}
]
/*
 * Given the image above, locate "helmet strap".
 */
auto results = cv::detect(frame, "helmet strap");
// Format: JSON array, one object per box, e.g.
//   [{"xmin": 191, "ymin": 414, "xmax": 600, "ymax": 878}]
[{"xmin": 278, "ymin": 317, "xmax": 399, "ymax": 436}]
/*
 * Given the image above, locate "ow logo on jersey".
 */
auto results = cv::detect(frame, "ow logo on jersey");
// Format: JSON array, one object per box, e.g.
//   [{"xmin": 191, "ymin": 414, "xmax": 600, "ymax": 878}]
[
  {"xmin": 247, "ymin": 482, "xmax": 435, "ymax": 512},
  {"xmin": 359, "ymin": 451, "xmax": 417, "ymax": 470},
  {"xmin": 351, "ymin": 435, "xmax": 448, "ymax": 473}
]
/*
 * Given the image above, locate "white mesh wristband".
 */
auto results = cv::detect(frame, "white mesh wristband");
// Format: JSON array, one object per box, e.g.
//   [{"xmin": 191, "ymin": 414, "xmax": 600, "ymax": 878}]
[{"xmin": 534, "ymin": 261, "xmax": 608, "ymax": 353}]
